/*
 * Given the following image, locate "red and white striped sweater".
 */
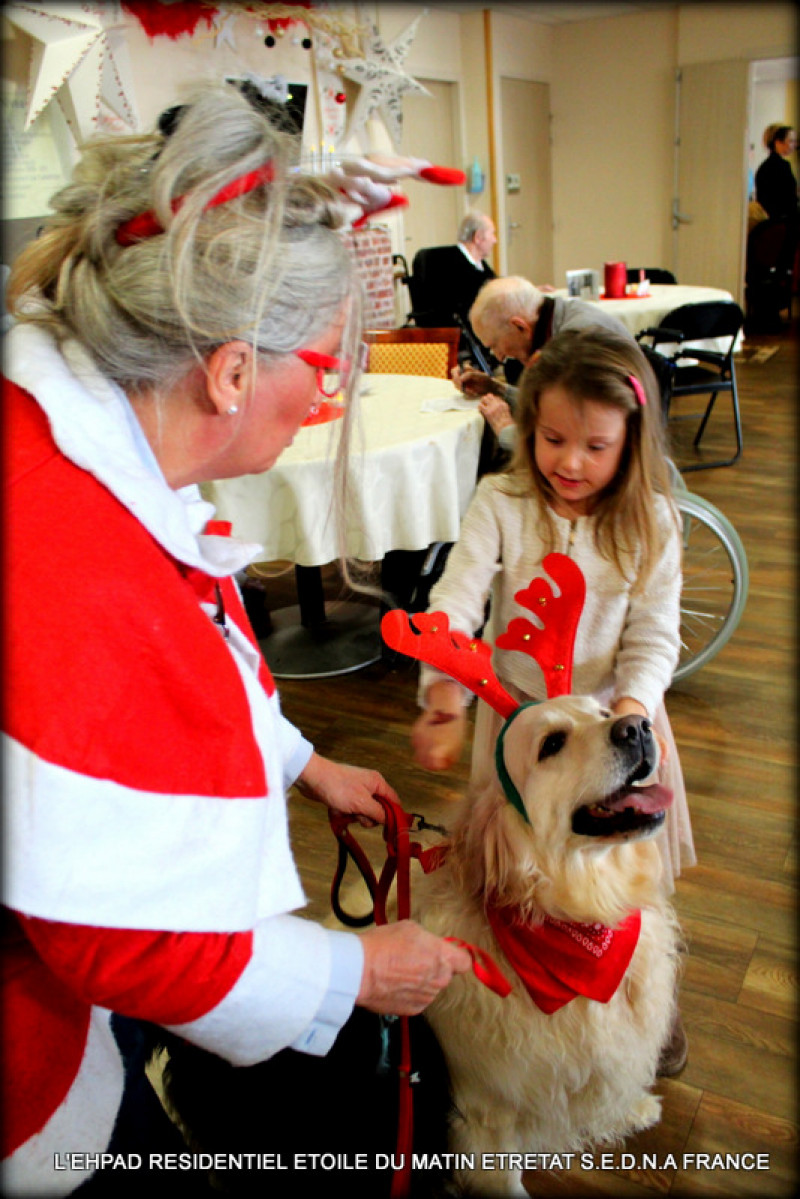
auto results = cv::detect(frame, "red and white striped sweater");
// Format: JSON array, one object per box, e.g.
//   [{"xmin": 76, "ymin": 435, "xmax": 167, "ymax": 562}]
[{"xmin": 2, "ymin": 326, "xmax": 361, "ymax": 1194}]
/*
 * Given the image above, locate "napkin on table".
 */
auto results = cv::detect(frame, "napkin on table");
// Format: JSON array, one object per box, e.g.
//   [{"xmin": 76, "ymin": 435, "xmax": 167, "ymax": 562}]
[{"xmin": 419, "ymin": 391, "xmax": 479, "ymax": 414}]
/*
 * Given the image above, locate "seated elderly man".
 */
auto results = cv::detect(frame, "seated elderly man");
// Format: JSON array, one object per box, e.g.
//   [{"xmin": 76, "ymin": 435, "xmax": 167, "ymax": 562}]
[
  {"xmin": 410, "ymin": 211, "xmax": 497, "ymax": 331},
  {"xmin": 453, "ymin": 275, "xmax": 632, "ymax": 449}
]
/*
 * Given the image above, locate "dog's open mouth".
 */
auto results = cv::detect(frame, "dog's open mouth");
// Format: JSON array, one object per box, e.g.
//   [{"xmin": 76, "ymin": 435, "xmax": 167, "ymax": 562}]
[{"xmin": 572, "ymin": 775, "xmax": 673, "ymax": 839}]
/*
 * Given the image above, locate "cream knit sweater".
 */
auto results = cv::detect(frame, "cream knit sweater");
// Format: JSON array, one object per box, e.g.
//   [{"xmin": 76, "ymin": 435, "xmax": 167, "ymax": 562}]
[{"xmin": 420, "ymin": 473, "xmax": 682, "ymax": 718}]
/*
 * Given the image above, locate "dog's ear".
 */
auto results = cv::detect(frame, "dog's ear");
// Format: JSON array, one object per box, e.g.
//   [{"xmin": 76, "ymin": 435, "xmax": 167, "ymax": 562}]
[{"xmin": 451, "ymin": 787, "xmax": 539, "ymax": 907}]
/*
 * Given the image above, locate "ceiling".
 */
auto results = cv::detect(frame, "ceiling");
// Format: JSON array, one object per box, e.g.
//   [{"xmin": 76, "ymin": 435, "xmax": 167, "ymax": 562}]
[{"xmin": 431, "ymin": 3, "xmax": 673, "ymax": 25}]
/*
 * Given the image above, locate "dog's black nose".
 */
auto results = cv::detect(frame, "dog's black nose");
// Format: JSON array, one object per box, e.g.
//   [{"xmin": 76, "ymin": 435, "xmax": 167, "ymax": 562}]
[{"xmin": 611, "ymin": 714, "xmax": 653, "ymax": 749}]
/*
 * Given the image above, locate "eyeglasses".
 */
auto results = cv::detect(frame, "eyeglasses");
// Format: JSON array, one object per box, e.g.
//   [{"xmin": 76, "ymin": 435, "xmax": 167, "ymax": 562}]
[{"xmin": 295, "ymin": 342, "xmax": 368, "ymax": 398}]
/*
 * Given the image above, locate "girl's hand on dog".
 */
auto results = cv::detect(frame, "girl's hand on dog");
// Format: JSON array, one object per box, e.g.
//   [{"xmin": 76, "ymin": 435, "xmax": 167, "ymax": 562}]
[
  {"xmin": 295, "ymin": 752, "xmax": 395, "ymax": 826},
  {"xmin": 413, "ymin": 682, "xmax": 468, "ymax": 771},
  {"xmin": 357, "ymin": 921, "xmax": 472, "ymax": 1015}
]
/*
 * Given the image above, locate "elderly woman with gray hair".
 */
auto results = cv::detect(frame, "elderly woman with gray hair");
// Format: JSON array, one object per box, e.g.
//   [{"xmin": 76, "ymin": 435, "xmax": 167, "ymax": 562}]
[{"xmin": 2, "ymin": 81, "xmax": 470, "ymax": 1195}]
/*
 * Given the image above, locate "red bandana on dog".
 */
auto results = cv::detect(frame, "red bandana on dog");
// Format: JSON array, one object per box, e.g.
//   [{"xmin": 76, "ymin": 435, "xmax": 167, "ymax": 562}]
[{"xmin": 486, "ymin": 906, "xmax": 641, "ymax": 1013}]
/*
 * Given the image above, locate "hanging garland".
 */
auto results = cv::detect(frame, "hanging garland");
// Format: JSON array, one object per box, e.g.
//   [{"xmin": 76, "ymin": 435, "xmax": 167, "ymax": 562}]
[
  {"xmin": 121, "ymin": 2, "xmax": 218, "ymax": 41},
  {"xmin": 238, "ymin": 3, "xmax": 365, "ymax": 57},
  {"xmin": 122, "ymin": 1, "xmax": 366, "ymax": 58}
]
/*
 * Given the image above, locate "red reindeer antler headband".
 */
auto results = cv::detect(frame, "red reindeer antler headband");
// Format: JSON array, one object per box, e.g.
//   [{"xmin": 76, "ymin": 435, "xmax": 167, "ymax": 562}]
[
  {"xmin": 116, "ymin": 155, "xmax": 466, "ymax": 246},
  {"xmin": 382, "ymin": 553, "xmax": 585, "ymax": 711},
  {"xmin": 381, "ymin": 553, "xmax": 586, "ymax": 822}
]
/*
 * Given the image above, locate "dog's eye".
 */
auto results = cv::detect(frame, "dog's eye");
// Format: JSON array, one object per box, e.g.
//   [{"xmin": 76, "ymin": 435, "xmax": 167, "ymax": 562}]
[{"xmin": 538, "ymin": 731, "xmax": 567, "ymax": 761}]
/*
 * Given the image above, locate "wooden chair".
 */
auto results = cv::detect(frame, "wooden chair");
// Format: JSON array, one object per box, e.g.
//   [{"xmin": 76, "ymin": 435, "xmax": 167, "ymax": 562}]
[
  {"xmin": 363, "ymin": 326, "xmax": 462, "ymax": 634},
  {"xmin": 364, "ymin": 327, "xmax": 460, "ymax": 378}
]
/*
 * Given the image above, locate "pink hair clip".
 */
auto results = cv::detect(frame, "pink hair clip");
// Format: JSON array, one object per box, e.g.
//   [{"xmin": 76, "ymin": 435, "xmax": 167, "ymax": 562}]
[{"xmin": 628, "ymin": 374, "xmax": 647, "ymax": 406}]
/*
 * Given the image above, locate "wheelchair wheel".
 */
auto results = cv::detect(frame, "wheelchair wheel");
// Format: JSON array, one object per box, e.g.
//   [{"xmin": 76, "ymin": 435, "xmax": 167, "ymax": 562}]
[{"xmin": 673, "ymin": 492, "xmax": 749, "ymax": 683}]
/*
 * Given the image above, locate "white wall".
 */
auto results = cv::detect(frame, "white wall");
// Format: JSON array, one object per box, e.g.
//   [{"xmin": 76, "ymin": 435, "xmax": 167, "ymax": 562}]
[
  {"xmin": 549, "ymin": 7, "xmax": 677, "ymax": 283},
  {"xmin": 677, "ymin": 3, "xmax": 798, "ymax": 65},
  {"xmin": 3, "ymin": 2, "xmax": 798, "ymax": 298}
]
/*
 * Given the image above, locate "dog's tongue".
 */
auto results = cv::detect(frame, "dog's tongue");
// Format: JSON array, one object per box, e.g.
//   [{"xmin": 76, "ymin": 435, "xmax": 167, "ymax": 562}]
[{"xmin": 606, "ymin": 782, "xmax": 673, "ymax": 815}]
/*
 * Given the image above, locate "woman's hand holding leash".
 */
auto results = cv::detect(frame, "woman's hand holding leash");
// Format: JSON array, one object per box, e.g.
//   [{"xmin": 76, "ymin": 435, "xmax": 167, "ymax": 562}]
[{"xmin": 296, "ymin": 752, "xmax": 395, "ymax": 826}]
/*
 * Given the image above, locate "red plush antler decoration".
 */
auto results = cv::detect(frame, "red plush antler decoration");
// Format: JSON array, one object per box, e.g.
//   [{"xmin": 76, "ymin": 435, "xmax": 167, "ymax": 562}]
[
  {"xmin": 380, "ymin": 610, "xmax": 518, "ymax": 718},
  {"xmin": 495, "ymin": 554, "xmax": 585, "ymax": 698},
  {"xmin": 381, "ymin": 553, "xmax": 586, "ymax": 705}
]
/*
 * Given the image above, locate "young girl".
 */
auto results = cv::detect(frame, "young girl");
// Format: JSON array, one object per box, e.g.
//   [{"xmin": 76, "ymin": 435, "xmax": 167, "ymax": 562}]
[{"xmin": 412, "ymin": 326, "xmax": 695, "ymax": 890}]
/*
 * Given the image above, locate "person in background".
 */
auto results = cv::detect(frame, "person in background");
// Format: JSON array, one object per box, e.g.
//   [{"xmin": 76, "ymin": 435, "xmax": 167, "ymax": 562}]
[
  {"xmin": 456, "ymin": 210, "xmax": 498, "ymax": 274},
  {"xmin": 750, "ymin": 124, "xmax": 799, "ymax": 332},
  {"xmin": 411, "ymin": 327, "xmax": 694, "ymax": 1075},
  {"xmin": 452, "ymin": 275, "xmax": 632, "ymax": 454},
  {"xmin": 2, "ymin": 81, "xmax": 471, "ymax": 1196},
  {"xmin": 755, "ymin": 124, "xmax": 798, "ymax": 224},
  {"xmin": 409, "ymin": 210, "xmax": 497, "ymax": 333}
]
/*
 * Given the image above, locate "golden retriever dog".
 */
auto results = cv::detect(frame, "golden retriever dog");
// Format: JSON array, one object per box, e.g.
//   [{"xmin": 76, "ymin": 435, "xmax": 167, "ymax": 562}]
[{"xmin": 412, "ymin": 694, "xmax": 679, "ymax": 1197}]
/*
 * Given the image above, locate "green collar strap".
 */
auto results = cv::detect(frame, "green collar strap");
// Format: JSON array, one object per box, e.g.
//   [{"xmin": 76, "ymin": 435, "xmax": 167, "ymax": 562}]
[{"xmin": 494, "ymin": 701, "xmax": 541, "ymax": 825}]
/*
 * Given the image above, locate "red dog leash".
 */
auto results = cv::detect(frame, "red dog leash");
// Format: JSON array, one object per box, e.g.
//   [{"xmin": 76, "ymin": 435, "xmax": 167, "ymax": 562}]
[{"xmin": 329, "ymin": 798, "xmax": 510, "ymax": 1199}]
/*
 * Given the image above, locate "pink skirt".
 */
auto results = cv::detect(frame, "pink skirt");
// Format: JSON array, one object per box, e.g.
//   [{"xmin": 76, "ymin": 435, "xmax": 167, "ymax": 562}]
[{"xmin": 469, "ymin": 688, "xmax": 695, "ymax": 895}]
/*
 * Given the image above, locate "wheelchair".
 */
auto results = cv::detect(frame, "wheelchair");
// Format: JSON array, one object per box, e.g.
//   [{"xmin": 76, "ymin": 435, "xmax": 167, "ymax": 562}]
[
  {"xmin": 635, "ymin": 324, "xmax": 749, "ymax": 682},
  {"xmin": 668, "ymin": 461, "xmax": 749, "ymax": 683}
]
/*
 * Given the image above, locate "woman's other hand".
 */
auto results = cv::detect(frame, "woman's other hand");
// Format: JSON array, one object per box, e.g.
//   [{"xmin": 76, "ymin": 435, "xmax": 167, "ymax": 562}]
[{"xmin": 357, "ymin": 921, "xmax": 472, "ymax": 1015}]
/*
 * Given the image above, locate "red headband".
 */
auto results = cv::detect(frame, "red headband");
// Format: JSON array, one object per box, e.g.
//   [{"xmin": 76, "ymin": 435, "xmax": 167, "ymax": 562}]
[
  {"xmin": 115, "ymin": 162, "xmax": 275, "ymax": 246},
  {"xmin": 381, "ymin": 553, "xmax": 586, "ymax": 714}
]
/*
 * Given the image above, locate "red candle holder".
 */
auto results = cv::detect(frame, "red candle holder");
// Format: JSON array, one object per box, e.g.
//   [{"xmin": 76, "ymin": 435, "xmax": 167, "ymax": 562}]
[{"xmin": 604, "ymin": 261, "xmax": 627, "ymax": 298}]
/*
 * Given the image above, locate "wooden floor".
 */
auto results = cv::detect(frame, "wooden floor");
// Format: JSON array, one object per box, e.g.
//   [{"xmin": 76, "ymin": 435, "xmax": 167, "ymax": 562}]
[{"xmin": 264, "ymin": 316, "xmax": 798, "ymax": 1198}]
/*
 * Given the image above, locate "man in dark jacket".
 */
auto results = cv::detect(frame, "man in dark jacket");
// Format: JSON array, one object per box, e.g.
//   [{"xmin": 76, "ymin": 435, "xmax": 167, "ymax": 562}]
[{"xmin": 410, "ymin": 212, "xmax": 497, "ymax": 329}]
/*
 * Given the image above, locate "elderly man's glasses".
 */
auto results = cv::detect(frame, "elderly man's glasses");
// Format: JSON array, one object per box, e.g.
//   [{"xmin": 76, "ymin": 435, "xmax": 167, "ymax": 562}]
[{"xmin": 295, "ymin": 343, "xmax": 368, "ymax": 398}]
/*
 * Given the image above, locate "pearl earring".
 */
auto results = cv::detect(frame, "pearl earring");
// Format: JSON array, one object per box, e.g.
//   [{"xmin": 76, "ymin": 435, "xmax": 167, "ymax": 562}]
[{"xmin": 226, "ymin": 405, "xmax": 239, "ymax": 416}]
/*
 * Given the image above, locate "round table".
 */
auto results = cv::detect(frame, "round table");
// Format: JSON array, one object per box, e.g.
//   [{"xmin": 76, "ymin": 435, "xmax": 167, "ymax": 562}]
[
  {"xmin": 203, "ymin": 374, "xmax": 484, "ymax": 677},
  {"xmin": 553, "ymin": 284, "xmax": 742, "ymax": 353}
]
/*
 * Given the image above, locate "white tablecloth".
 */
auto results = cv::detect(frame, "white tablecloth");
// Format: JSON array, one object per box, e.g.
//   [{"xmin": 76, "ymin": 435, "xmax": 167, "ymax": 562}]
[
  {"xmin": 553, "ymin": 284, "xmax": 742, "ymax": 353},
  {"xmin": 202, "ymin": 374, "xmax": 484, "ymax": 567}
]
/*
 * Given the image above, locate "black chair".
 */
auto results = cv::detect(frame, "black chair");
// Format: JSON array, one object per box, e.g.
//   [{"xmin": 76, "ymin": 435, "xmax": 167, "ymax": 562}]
[
  {"xmin": 626, "ymin": 267, "xmax": 677, "ymax": 285},
  {"xmin": 393, "ymin": 253, "xmax": 442, "ymax": 329},
  {"xmin": 392, "ymin": 253, "xmax": 412, "ymax": 316},
  {"xmin": 744, "ymin": 219, "xmax": 795, "ymax": 333},
  {"xmin": 636, "ymin": 300, "xmax": 744, "ymax": 472},
  {"xmin": 404, "ymin": 247, "xmax": 452, "ymax": 327}
]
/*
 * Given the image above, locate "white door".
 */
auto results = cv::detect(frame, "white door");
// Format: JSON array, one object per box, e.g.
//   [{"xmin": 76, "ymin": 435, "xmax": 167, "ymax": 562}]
[
  {"xmin": 400, "ymin": 79, "xmax": 462, "ymax": 270},
  {"xmin": 499, "ymin": 77, "xmax": 553, "ymax": 286},
  {"xmin": 676, "ymin": 60, "xmax": 750, "ymax": 301}
]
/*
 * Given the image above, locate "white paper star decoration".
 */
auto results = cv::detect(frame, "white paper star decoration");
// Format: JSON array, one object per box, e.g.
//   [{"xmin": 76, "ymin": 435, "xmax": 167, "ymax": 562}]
[
  {"xmin": 335, "ymin": 16, "xmax": 429, "ymax": 150},
  {"xmin": 5, "ymin": 3, "xmax": 139, "ymax": 142},
  {"xmin": 212, "ymin": 10, "xmax": 237, "ymax": 52}
]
